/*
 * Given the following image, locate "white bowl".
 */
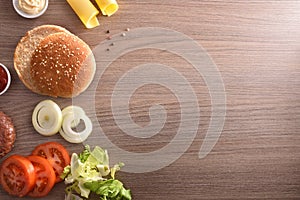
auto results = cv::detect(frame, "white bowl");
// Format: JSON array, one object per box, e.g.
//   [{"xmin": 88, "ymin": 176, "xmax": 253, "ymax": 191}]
[
  {"xmin": 0, "ymin": 63, "xmax": 11, "ymax": 96},
  {"xmin": 12, "ymin": 0, "xmax": 49, "ymax": 19}
]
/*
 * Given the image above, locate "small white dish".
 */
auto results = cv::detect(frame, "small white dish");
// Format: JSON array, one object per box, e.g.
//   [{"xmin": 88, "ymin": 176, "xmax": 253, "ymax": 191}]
[
  {"xmin": 12, "ymin": 0, "xmax": 49, "ymax": 19},
  {"xmin": 0, "ymin": 63, "xmax": 11, "ymax": 96}
]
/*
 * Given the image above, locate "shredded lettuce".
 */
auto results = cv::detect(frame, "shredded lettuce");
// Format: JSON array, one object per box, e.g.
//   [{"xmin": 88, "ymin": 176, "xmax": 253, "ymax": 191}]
[
  {"xmin": 84, "ymin": 179, "xmax": 131, "ymax": 200},
  {"xmin": 61, "ymin": 145, "xmax": 131, "ymax": 200}
]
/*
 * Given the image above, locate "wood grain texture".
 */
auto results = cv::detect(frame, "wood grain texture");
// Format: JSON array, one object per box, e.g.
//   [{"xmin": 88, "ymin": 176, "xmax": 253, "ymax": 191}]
[{"xmin": 0, "ymin": 0, "xmax": 300, "ymax": 199}]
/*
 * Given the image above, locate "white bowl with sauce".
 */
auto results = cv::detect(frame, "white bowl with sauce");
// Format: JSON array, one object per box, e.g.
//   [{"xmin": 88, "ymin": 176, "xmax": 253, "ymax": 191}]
[
  {"xmin": 12, "ymin": 0, "xmax": 48, "ymax": 19},
  {"xmin": 0, "ymin": 63, "xmax": 11, "ymax": 96}
]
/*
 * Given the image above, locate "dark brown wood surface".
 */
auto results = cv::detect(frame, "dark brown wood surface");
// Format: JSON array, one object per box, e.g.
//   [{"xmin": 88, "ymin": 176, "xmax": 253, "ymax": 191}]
[{"xmin": 1, "ymin": 0, "xmax": 300, "ymax": 199}]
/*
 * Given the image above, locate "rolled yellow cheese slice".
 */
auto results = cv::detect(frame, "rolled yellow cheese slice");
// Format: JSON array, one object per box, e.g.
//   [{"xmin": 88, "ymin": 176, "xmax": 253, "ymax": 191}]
[
  {"xmin": 66, "ymin": 0, "xmax": 100, "ymax": 28},
  {"xmin": 95, "ymin": 0, "xmax": 119, "ymax": 17}
]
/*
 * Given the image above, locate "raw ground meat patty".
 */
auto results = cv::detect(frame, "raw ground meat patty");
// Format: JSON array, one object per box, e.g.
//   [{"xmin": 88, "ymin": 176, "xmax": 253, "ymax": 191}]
[{"xmin": 0, "ymin": 112, "xmax": 16, "ymax": 158}]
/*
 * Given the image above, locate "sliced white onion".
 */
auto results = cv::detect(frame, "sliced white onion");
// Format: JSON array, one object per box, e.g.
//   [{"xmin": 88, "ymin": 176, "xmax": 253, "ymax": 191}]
[
  {"xmin": 32, "ymin": 100, "xmax": 62, "ymax": 136},
  {"xmin": 59, "ymin": 106, "xmax": 93, "ymax": 143},
  {"xmin": 62, "ymin": 106, "xmax": 86, "ymax": 128}
]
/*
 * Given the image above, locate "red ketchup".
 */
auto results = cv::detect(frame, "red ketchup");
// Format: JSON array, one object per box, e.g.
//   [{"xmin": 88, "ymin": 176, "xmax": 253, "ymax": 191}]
[{"xmin": 0, "ymin": 65, "xmax": 8, "ymax": 93}]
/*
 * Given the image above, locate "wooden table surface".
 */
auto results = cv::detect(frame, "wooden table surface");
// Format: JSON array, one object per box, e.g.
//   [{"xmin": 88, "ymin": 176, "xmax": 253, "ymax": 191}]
[{"xmin": 1, "ymin": 0, "xmax": 300, "ymax": 199}]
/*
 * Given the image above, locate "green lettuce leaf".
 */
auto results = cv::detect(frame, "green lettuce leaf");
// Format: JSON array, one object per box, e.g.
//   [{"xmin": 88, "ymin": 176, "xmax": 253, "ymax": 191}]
[
  {"xmin": 62, "ymin": 145, "xmax": 131, "ymax": 200},
  {"xmin": 84, "ymin": 179, "xmax": 132, "ymax": 200}
]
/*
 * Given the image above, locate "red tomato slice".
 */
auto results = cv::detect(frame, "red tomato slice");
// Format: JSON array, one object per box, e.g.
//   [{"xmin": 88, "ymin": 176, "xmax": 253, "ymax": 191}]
[
  {"xmin": 31, "ymin": 142, "xmax": 70, "ymax": 183},
  {"xmin": 27, "ymin": 155, "xmax": 56, "ymax": 197},
  {"xmin": 0, "ymin": 155, "xmax": 36, "ymax": 197}
]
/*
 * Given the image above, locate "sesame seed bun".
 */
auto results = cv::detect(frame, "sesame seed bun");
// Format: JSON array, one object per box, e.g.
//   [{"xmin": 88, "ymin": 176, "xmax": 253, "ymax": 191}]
[
  {"xmin": 14, "ymin": 25, "xmax": 96, "ymax": 98},
  {"xmin": 14, "ymin": 25, "xmax": 70, "ymax": 94},
  {"xmin": 30, "ymin": 32, "xmax": 95, "ymax": 97}
]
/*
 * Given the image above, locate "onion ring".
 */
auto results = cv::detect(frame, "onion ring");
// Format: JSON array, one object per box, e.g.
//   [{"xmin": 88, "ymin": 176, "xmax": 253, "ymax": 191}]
[
  {"xmin": 32, "ymin": 100, "xmax": 62, "ymax": 136},
  {"xmin": 59, "ymin": 106, "xmax": 92, "ymax": 143}
]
